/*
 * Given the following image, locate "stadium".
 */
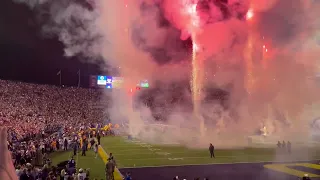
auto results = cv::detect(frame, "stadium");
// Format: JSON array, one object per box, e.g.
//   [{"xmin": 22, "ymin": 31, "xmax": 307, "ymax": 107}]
[
  {"xmin": 2, "ymin": 79, "xmax": 320, "ymax": 180},
  {"xmin": 1, "ymin": 0, "xmax": 320, "ymax": 180}
]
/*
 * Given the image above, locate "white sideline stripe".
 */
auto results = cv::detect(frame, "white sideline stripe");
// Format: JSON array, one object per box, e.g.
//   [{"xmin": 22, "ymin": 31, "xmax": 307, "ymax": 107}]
[
  {"xmin": 108, "ymin": 144, "xmax": 279, "ymax": 151},
  {"xmin": 107, "ymin": 147, "xmax": 274, "ymax": 153},
  {"xmin": 108, "ymin": 148, "xmax": 154, "ymax": 152},
  {"xmin": 108, "ymin": 146, "xmax": 172, "ymax": 149},
  {"xmin": 114, "ymin": 154, "xmax": 277, "ymax": 161},
  {"xmin": 108, "ymin": 145, "xmax": 142, "ymax": 148},
  {"xmin": 108, "ymin": 144, "xmax": 179, "ymax": 148},
  {"xmin": 108, "ymin": 143, "xmax": 178, "ymax": 147},
  {"xmin": 119, "ymin": 159, "xmax": 320, "ymax": 169},
  {"xmin": 108, "ymin": 146, "xmax": 200, "ymax": 150},
  {"xmin": 113, "ymin": 151, "xmax": 271, "ymax": 156},
  {"xmin": 114, "ymin": 153, "xmax": 272, "ymax": 158},
  {"xmin": 115, "ymin": 151, "xmax": 193, "ymax": 156}
]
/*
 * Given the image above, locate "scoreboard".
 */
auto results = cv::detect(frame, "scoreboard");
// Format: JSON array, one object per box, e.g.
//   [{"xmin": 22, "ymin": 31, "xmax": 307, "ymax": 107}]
[{"xmin": 89, "ymin": 75, "xmax": 149, "ymax": 89}]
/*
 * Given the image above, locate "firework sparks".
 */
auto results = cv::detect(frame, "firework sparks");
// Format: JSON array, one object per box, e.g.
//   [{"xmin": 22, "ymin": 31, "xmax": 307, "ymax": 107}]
[
  {"xmin": 245, "ymin": 8, "xmax": 255, "ymax": 94},
  {"xmin": 245, "ymin": 34, "xmax": 255, "ymax": 94},
  {"xmin": 246, "ymin": 8, "xmax": 254, "ymax": 20},
  {"xmin": 182, "ymin": 0, "xmax": 205, "ymax": 135}
]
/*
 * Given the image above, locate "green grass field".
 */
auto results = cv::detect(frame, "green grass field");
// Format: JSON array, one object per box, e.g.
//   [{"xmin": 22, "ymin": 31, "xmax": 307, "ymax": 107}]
[
  {"xmin": 50, "ymin": 148, "xmax": 106, "ymax": 179},
  {"xmin": 100, "ymin": 137, "xmax": 320, "ymax": 168},
  {"xmin": 50, "ymin": 136, "xmax": 320, "ymax": 179}
]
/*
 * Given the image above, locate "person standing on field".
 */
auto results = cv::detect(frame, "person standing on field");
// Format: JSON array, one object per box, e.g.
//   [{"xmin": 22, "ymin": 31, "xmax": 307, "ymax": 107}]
[
  {"xmin": 105, "ymin": 159, "xmax": 115, "ymax": 180},
  {"xmin": 209, "ymin": 143, "xmax": 215, "ymax": 158}
]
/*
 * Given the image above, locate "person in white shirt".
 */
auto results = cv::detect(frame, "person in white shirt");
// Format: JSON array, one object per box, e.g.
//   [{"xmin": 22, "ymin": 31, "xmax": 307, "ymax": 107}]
[
  {"xmin": 94, "ymin": 144, "xmax": 98, "ymax": 158},
  {"xmin": 40, "ymin": 142, "xmax": 45, "ymax": 154},
  {"xmin": 77, "ymin": 168, "xmax": 86, "ymax": 180}
]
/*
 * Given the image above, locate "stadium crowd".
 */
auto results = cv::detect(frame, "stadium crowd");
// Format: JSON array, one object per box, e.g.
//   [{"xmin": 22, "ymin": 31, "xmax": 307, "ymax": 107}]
[
  {"xmin": 0, "ymin": 80, "xmax": 109, "ymax": 180},
  {"xmin": 0, "ymin": 79, "xmax": 231, "ymax": 180}
]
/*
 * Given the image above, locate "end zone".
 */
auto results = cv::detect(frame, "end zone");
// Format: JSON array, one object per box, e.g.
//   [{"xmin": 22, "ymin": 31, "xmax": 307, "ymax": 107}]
[{"xmin": 120, "ymin": 161, "xmax": 320, "ymax": 180}]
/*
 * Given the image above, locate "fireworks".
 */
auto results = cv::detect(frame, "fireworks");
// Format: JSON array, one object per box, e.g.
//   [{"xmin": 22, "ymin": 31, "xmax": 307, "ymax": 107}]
[
  {"xmin": 245, "ymin": 7, "xmax": 255, "ymax": 94},
  {"xmin": 191, "ymin": 33, "xmax": 199, "ymax": 103},
  {"xmin": 260, "ymin": 126, "xmax": 268, "ymax": 136},
  {"xmin": 181, "ymin": 0, "xmax": 205, "ymax": 135},
  {"xmin": 245, "ymin": 34, "xmax": 255, "ymax": 94},
  {"xmin": 180, "ymin": 0, "xmax": 201, "ymax": 99},
  {"xmin": 180, "ymin": 0, "xmax": 200, "ymax": 33},
  {"xmin": 246, "ymin": 9, "xmax": 254, "ymax": 20}
]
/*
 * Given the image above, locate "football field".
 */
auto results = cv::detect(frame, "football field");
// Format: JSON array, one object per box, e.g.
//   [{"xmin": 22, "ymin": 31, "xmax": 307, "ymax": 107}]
[
  {"xmin": 51, "ymin": 136, "xmax": 320, "ymax": 180},
  {"xmin": 102, "ymin": 137, "xmax": 320, "ymax": 180},
  {"xmin": 102, "ymin": 136, "xmax": 279, "ymax": 167}
]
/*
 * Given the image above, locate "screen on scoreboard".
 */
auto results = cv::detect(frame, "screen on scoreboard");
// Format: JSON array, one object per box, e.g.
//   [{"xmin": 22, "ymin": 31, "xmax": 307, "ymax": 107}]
[
  {"xmin": 97, "ymin": 76, "xmax": 112, "ymax": 86},
  {"xmin": 112, "ymin": 77, "xmax": 124, "ymax": 88},
  {"xmin": 90, "ymin": 75, "xmax": 149, "ymax": 89},
  {"xmin": 140, "ymin": 80, "xmax": 149, "ymax": 88}
]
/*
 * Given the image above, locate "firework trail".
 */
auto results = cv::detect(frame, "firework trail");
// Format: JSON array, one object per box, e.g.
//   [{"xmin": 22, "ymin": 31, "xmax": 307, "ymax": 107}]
[{"xmin": 180, "ymin": 0, "xmax": 206, "ymax": 135}]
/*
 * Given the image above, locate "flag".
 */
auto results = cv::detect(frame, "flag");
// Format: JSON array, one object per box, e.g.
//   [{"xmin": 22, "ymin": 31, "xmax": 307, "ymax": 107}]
[
  {"xmin": 57, "ymin": 70, "xmax": 62, "ymax": 86},
  {"xmin": 77, "ymin": 69, "xmax": 81, "ymax": 88}
]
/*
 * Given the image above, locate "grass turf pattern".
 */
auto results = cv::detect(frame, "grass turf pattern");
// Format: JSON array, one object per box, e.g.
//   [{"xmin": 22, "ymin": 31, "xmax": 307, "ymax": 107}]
[
  {"xmin": 101, "ymin": 137, "xmax": 320, "ymax": 168},
  {"xmin": 49, "ymin": 136, "xmax": 320, "ymax": 179}
]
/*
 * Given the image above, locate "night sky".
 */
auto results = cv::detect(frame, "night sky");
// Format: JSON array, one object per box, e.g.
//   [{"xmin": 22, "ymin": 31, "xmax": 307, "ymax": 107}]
[
  {"xmin": 0, "ymin": 0, "xmax": 193, "ymax": 88},
  {"xmin": 0, "ymin": 0, "xmax": 104, "ymax": 87},
  {"xmin": 0, "ymin": 0, "xmax": 233, "ymax": 88}
]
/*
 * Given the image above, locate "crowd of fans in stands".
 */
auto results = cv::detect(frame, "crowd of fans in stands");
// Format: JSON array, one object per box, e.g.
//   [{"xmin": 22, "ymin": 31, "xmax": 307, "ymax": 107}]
[
  {"xmin": 0, "ymin": 80, "xmax": 105, "ymax": 139},
  {"xmin": 0, "ymin": 79, "xmax": 214, "ymax": 180},
  {"xmin": 0, "ymin": 80, "xmax": 109, "ymax": 180}
]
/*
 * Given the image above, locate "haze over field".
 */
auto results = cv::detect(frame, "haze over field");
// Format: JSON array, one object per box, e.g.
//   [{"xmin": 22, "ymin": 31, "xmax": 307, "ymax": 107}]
[{"xmin": 14, "ymin": 0, "xmax": 320, "ymax": 147}]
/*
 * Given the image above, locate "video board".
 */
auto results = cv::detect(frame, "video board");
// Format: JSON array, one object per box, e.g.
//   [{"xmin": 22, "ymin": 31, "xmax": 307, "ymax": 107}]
[
  {"xmin": 112, "ymin": 77, "xmax": 124, "ymax": 89},
  {"xmin": 140, "ymin": 80, "xmax": 149, "ymax": 88},
  {"xmin": 89, "ymin": 75, "xmax": 149, "ymax": 89},
  {"xmin": 97, "ymin": 76, "xmax": 113, "ymax": 88}
]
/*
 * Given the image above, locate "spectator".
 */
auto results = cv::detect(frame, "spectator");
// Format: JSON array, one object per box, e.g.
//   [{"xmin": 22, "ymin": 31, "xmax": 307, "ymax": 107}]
[
  {"xmin": 0, "ymin": 80, "xmax": 118, "ymax": 179},
  {"xmin": 94, "ymin": 144, "xmax": 98, "ymax": 158},
  {"xmin": 124, "ymin": 172, "xmax": 132, "ymax": 180},
  {"xmin": 77, "ymin": 168, "xmax": 87, "ymax": 180}
]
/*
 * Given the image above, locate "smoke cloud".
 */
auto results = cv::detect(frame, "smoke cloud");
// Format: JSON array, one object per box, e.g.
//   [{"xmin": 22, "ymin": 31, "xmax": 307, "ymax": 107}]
[
  {"xmin": 14, "ymin": 0, "xmax": 320, "ymax": 148},
  {"xmin": 13, "ymin": 0, "xmax": 102, "ymax": 59}
]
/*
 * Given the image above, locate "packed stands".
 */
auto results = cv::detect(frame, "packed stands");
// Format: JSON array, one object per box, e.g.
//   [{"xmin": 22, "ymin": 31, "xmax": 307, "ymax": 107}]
[
  {"xmin": 0, "ymin": 79, "xmax": 216, "ymax": 179},
  {"xmin": 0, "ymin": 79, "xmax": 109, "ymax": 179},
  {"xmin": 0, "ymin": 80, "xmax": 108, "ymax": 139}
]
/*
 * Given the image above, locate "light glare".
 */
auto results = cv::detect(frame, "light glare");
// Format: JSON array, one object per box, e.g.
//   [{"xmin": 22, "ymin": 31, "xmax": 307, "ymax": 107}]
[{"xmin": 246, "ymin": 9, "xmax": 254, "ymax": 20}]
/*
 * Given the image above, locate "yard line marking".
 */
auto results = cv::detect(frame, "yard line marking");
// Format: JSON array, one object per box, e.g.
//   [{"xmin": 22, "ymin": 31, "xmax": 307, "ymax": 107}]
[
  {"xmin": 108, "ymin": 147, "xmax": 188, "ymax": 152},
  {"xmin": 114, "ymin": 152, "xmax": 174, "ymax": 156},
  {"xmin": 116, "ymin": 139, "xmax": 183, "ymax": 160},
  {"xmin": 107, "ymin": 145, "xmax": 142, "ymax": 148},
  {"xmin": 113, "ymin": 155, "xmax": 272, "ymax": 161},
  {"xmin": 113, "ymin": 151, "xmax": 273, "ymax": 158},
  {"xmin": 133, "ymin": 140, "xmax": 175, "ymax": 158},
  {"xmin": 113, "ymin": 151, "xmax": 266, "ymax": 156},
  {"xmin": 108, "ymin": 147, "xmax": 276, "ymax": 154},
  {"xmin": 108, "ymin": 147, "xmax": 147, "ymax": 151},
  {"xmin": 107, "ymin": 148, "xmax": 169, "ymax": 153},
  {"xmin": 112, "ymin": 140, "xmax": 276, "ymax": 162},
  {"xmin": 119, "ymin": 159, "xmax": 320, "ymax": 169},
  {"xmin": 114, "ymin": 154, "xmax": 320, "ymax": 161}
]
